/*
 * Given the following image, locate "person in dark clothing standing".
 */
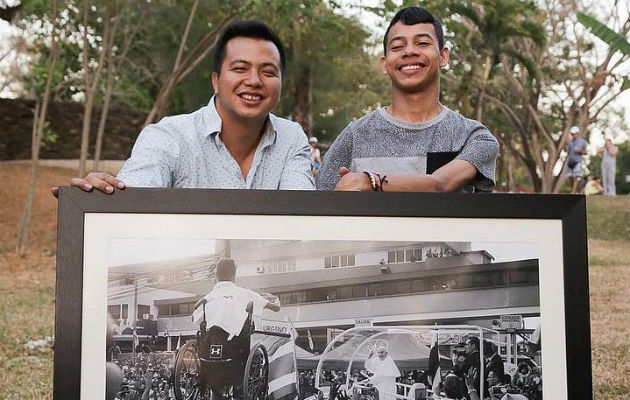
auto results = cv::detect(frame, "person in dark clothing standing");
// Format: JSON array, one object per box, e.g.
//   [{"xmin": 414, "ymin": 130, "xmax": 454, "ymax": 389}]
[{"xmin": 454, "ymin": 337, "xmax": 481, "ymax": 399}]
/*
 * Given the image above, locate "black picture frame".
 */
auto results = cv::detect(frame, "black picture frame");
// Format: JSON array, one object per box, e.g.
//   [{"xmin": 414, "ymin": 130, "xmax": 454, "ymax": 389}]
[{"xmin": 54, "ymin": 188, "xmax": 591, "ymax": 400}]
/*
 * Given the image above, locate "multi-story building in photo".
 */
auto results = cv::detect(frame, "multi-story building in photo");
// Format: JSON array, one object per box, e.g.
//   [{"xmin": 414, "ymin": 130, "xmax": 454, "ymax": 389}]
[{"xmin": 108, "ymin": 240, "xmax": 539, "ymax": 355}]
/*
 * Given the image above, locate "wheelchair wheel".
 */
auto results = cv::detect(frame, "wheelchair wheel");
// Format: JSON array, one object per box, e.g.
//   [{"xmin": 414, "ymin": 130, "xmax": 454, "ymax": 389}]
[
  {"xmin": 243, "ymin": 342, "xmax": 269, "ymax": 400},
  {"xmin": 174, "ymin": 340, "xmax": 200, "ymax": 400}
]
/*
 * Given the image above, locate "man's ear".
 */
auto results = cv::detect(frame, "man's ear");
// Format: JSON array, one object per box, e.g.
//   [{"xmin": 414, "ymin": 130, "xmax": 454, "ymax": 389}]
[
  {"xmin": 380, "ymin": 55, "xmax": 388, "ymax": 75},
  {"xmin": 211, "ymin": 72, "xmax": 219, "ymax": 94},
  {"xmin": 439, "ymin": 46, "xmax": 450, "ymax": 68}
]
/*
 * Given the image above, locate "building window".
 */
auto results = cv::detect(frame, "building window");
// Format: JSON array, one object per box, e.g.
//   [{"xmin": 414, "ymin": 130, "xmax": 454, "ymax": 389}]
[
  {"xmin": 176, "ymin": 303, "xmax": 189, "ymax": 315},
  {"xmin": 338, "ymin": 286, "xmax": 353, "ymax": 299},
  {"xmin": 510, "ymin": 270, "xmax": 529, "ymax": 284},
  {"xmin": 157, "ymin": 304, "xmax": 170, "ymax": 317},
  {"xmin": 137, "ymin": 304, "xmax": 150, "ymax": 320},
  {"xmin": 388, "ymin": 248, "xmax": 422, "ymax": 263},
  {"xmin": 472, "ymin": 272, "xmax": 490, "ymax": 287},
  {"xmin": 397, "ymin": 280, "xmax": 411, "ymax": 294},
  {"xmin": 324, "ymin": 254, "xmax": 355, "ymax": 269},
  {"xmin": 352, "ymin": 285, "xmax": 366, "ymax": 298},
  {"xmin": 382, "ymin": 282, "xmax": 397, "ymax": 295},
  {"xmin": 264, "ymin": 259, "xmax": 296, "ymax": 273},
  {"xmin": 279, "ymin": 293, "xmax": 292, "ymax": 305},
  {"xmin": 490, "ymin": 271, "xmax": 507, "ymax": 285},
  {"xmin": 291, "ymin": 292, "xmax": 306, "ymax": 304},
  {"xmin": 411, "ymin": 279, "xmax": 427, "ymax": 292},
  {"xmin": 368, "ymin": 283, "xmax": 382, "ymax": 296},
  {"xmin": 108, "ymin": 305, "xmax": 121, "ymax": 319}
]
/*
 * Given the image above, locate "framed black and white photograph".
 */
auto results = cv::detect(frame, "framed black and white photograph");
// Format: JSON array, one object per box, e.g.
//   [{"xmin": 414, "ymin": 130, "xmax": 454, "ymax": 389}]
[{"xmin": 54, "ymin": 189, "xmax": 591, "ymax": 400}]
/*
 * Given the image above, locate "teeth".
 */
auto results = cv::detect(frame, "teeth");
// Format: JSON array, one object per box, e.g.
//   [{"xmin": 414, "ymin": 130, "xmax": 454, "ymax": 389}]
[
  {"xmin": 401, "ymin": 65, "xmax": 421, "ymax": 71},
  {"xmin": 241, "ymin": 94, "xmax": 262, "ymax": 101}
]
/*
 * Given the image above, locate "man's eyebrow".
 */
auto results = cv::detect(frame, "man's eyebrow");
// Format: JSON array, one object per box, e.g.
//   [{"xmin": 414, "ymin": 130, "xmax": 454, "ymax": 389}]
[
  {"xmin": 229, "ymin": 59, "xmax": 251, "ymax": 66},
  {"xmin": 388, "ymin": 33, "xmax": 435, "ymax": 45},
  {"xmin": 229, "ymin": 60, "xmax": 279, "ymax": 70}
]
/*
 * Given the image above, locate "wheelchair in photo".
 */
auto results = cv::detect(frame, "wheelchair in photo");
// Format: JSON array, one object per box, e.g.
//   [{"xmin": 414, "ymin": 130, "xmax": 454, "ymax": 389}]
[{"xmin": 173, "ymin": 298, "xmax": 269, "ymax": 400}]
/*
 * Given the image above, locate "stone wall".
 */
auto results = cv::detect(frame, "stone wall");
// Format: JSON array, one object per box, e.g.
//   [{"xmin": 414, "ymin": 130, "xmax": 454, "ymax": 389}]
[{"xmin": 0, "ymin": 98, "xmax": 146, "ymax": 160}]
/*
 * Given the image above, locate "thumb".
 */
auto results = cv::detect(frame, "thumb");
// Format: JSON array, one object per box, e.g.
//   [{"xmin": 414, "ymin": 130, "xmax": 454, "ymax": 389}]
[{"xmin": 339, "ymin": 167, "xmax": 350, "ymax": 176}]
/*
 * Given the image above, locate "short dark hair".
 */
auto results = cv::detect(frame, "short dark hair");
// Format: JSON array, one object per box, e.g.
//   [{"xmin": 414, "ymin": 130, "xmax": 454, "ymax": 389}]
[
  {"xmin": 483, "ymin": 339, "xmax": 497, "ymax": 356},
  {"xmin": 467, "ymin": 336, "xmax": 480, "ymax": 350},
  {"xmin": 383, "ymin": 7, "xmax": 444, "ymax": 54},
  {"xmin": 215, "ymin": 259, "xmax": 236, "ymax": 282},
  {"xmin": 212, "ymin": 20, "xmax": 286, "ymax": 76},
  {"xmin": 443, "ymin": 374, "xmax": 463, "ymax": 398}
]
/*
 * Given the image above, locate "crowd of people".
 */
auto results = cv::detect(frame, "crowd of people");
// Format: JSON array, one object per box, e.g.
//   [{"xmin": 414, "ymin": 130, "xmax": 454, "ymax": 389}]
[
  {"xmin": 298, "ymin": 364, "xmax": 541, "ymax": 400},
  {"xmin": 105, "ymin": 343, "xmax": 542, "ymax": 400},
  {"xmin": 297, "ymin": 337, "xmax": 542, "ymax": 400},
  {"xmin": 111, "ymin": 352, "xmax": 174, "ymax": 400}
]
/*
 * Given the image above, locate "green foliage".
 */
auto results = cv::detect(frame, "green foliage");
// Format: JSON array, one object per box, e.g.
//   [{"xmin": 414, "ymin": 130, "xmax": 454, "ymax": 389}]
[
  {"xmin": 247, "ymin": 0, "xmax": 388, "ymax": 140},
  {"xmin": 615, "ymin": 141, "xmax": 630, "ymax": 194},
  {"xmin": 577, "ymin": 11, "xmax": 630, "ymax": 56},
  {"xmin": 40, "ymin": 120, "xmax": 59, "ymax": 149}
]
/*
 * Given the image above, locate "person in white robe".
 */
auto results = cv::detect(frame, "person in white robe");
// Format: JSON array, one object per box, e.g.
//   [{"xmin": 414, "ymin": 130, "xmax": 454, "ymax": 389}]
[{"xmin": 365, "ymin": 345, "xmax": 401, "ymax": 400}]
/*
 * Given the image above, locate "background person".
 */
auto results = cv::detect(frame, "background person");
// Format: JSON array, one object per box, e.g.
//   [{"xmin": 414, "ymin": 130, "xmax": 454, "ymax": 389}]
[
  {"xmin": 565, "ymin": 125, "xmax": 588, "ymax": 194},
  {"xmin": 309, "ymin": 136, "xmax": 323, "ymax": 175},
  {"xmin": 483, "ymin": 340, "xmax": 505, "ymax": 396},
  {"xmin": 600, "ymin": 138, "xmax": 618, "ymax": 195},
  {"xmin": 583, "ymin": 176, "xmax": 603, "ymax": 195},
  {"xmin": 454, "ymin": 336, "xmax": 481, "ymax": 399}
]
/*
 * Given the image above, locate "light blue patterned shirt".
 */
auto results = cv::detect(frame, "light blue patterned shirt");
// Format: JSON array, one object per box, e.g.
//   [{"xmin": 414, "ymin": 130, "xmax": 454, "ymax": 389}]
[{"xmin": 117, "ymin": 97, "xmax": 315, "ymax": 190}]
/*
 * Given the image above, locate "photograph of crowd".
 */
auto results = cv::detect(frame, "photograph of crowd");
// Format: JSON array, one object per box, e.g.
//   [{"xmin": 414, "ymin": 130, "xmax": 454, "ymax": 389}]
[{"xmin": 105, "ymin": 238, "xmax": 543, "ymax": 400}]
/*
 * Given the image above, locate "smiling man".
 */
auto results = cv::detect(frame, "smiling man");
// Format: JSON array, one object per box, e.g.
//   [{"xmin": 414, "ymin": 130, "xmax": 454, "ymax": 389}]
[
  {"xmin": 55, "ymin": 20, "xmax": 314, "ymax": 195},
  {"xmin": 317, "ymin": 7, "xmax": 498, "ymax": 193}
]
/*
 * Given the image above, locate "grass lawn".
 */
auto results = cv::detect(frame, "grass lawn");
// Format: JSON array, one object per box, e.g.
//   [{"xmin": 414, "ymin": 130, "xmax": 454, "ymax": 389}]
[{"xmin": 0, "ymin": 164, "xmax": 628, "ymax": 399}]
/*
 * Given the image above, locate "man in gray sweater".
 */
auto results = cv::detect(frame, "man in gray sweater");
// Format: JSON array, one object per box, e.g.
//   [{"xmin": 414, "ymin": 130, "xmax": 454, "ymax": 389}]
[{"xmin": 317, "ymin": 7, "xmax": 498, "ymax": 193}]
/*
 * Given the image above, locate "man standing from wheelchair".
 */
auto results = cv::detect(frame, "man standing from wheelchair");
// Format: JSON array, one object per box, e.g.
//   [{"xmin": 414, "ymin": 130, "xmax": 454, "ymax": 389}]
[
  {"xmin": 193, "ymin": 258, "xmax": 280, "ymax": 331},
  {"xmin": 192, "ymin": 259, "xmax": 280, "ymax": 398}
]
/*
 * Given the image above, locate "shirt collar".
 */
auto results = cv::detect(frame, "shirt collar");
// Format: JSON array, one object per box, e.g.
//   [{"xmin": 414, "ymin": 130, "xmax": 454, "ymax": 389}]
[
  {"xmin": 214, "ymin": 280, "xmax": 236, "ymax": 287},
  {"xmin": 203, "ymin": 96, "xmax": 278, "ymax": 148}
]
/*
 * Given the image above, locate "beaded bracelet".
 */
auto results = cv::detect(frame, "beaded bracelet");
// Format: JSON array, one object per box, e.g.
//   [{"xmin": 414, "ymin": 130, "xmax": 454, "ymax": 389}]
[{"xmin": 363, "ymin": 171, "xmax": 377, "ymax": 191}]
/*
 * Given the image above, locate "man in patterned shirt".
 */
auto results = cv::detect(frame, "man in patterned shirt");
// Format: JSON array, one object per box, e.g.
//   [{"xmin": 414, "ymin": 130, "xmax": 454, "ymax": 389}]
[
  {"xmin": 317, "ymin": 7, "xmax": 498, "ymax": 193},
  {"xmin": 53, "ymin": 20, "xmax": 314, "ymax": 196}
]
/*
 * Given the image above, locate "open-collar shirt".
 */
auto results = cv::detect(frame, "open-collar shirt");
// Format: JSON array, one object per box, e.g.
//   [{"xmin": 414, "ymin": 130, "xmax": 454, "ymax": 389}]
[{"xmin": 117, "ymin": 97, "xmax": 315, "ymax": 190}]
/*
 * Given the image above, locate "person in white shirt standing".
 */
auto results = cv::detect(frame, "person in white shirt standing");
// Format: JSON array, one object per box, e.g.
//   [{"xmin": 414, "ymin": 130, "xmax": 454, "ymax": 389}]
[
  {"xmin": 365, "ymin": 344, "xmax": 401, "ymax": 400},
  {"xmin": 193, "ymin": 258, "xmax": 280, "ymax": 339}
]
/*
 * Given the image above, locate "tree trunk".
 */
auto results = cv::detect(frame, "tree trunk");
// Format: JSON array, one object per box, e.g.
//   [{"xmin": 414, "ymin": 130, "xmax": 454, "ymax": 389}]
[
  {"xmin": 507, "ymin": 157, "xmax": 515, "ymax": 192},
  {"xmin": 16, "ymin": 0, "xmax": 59, "ymax": 254},
  {"xmin": 16, "ymin": 101, "xmax": 41, "ymax": 254},
  {"xmin": 475, "ymin": 55, "xmax": 492, "ymax": 122},
  {"xmin": 78, "ymin": 6, "xmax": 111, "ymax": 177},
  {"xmin": 293, "ymin": 63, "xmax": 313, "ymax": 136},
  {"xmin": 142, "ymin": 0, "xmax": 199, "ymax": 125},
  {"xmin": 143, "ymin": 9, "xmax": 236, "ymax": 127},
  {"xmin": 94, "ymin": 16, "xmax": 118, "ymax": 171}
]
